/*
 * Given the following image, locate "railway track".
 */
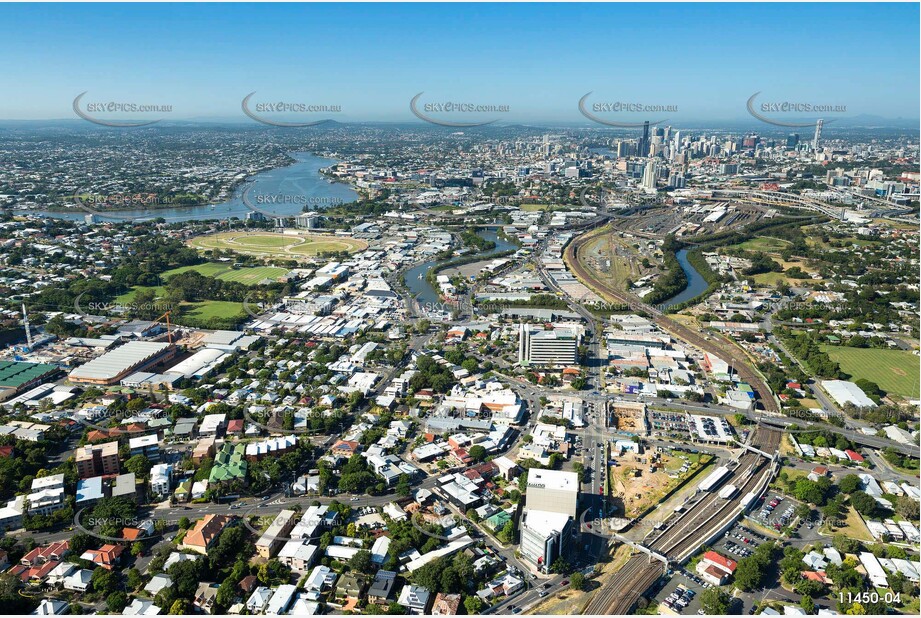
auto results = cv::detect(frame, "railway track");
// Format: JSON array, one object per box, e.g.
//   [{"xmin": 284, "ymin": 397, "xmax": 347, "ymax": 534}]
[
  {"xmin": 563, "ymin": 229, "xmax": 779, "ymax": 414},
  {"xmin": 584, "ymin": 428, "xmax": 781, "ymax": 615}
]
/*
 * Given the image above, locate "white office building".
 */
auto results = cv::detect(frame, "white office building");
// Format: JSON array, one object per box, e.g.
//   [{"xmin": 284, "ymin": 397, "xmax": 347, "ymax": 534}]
[
  {"xmin": 525, "ymin": 469, "xmax": 579, "ymax": 518},
  {"xmin": 519, "ymin": 509, "xmax": 572, "ymax": 574},
  {"xmin": 518, "ymin": 324, "xmax": 579, "ymax": 366}
]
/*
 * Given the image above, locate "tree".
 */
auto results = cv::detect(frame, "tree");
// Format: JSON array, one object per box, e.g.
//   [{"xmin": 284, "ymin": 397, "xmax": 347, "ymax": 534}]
[
  {"xmin": 216, "ymin": 578, "xmax": 238, "ymax": 609},
  {"xmin": 796, "ymin": 578, "xmax": 826, "ymax": 597},
  {"xmin": 412, "ymin": 558, "xmax": 445, "ymax": 592},
  {"xmin": 107, "ymin": 592, "xmax": 129, "ymax": 613},
  {"xmin": 69, "ymin": 532, "xmax": 92, "ymax": 556},
  {"xmin": 349, "ymin": 550, "xmax": 373, "ymax": 574},
  {"xmin": 257, "ymin": 559, "xmax": 291, "ymax": 586},
  {"xmin": 894, "ymin": 495, "xmax": 919, "ymax": 520},
  {"xmin": 700, "ymin": 587, "xmax": 731, "ymax": 614},
  {"xmin": 91, "ymin": 567, "xmax": 119, "ymax": 595},
  {"xmin": 832, "ymin": 534, "xmax": 860, "ymax": 554},
  {"xmin": 125, "ymin": 567, "xmax": 143, "ymax": 592},
  {"xmin": 570, "ymin": 572, "xmax": 586, "ymax": 591},
  {"xmin": 440, "ymin": 566, "xmax": 461, "ymax": 593},
  {"xmin": 464, "ymin": 596, "xmax": 485, "ymax": 615},
  {"xmin": 498, "ymin": 519, "xmax": 516, "ymax": 544},
  {"xmin": 800, "ymin": 594, "xmax": 815, "ymax": 614},
  {"xmin": 849, "ymin": 491, "xmax": 877, "ymax": 517},
  {"xmin": 838, "ymin": 474, "xmax": 862, "ymax": 494},
  {"xmin": 169, "ymin": 558, "xmax": 203, "ymax": 598},
  {"xmin": 124, "ymin": 454, "xmax": 152, "ymax": 479},
  {"xmin": 845, "ymin": 602, "xmax": 865, "ymax": 615},
  {"xmin": 468, "ymin": 445, "xmax": 487, "ymax": 463},
  {"xmin": 550, "ymin": 557, "xmax": 572, "ymax": 575},
  {"xmin": 395, "ymin": 474, "xmax": 412, "ymax": 497},
  {"xmin": 169, "ymin": 600, "xmax": 190, "ymax": 615}
]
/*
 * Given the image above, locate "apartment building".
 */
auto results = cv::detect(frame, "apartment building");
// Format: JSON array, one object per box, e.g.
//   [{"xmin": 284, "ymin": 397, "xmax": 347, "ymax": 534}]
[{"xmin": 75, "ymin": 441, "xmax": 120, "ymax": 479}]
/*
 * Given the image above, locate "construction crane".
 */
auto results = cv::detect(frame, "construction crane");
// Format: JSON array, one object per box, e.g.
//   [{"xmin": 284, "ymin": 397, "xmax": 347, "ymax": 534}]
[
  {"xmin": 21, "ymin": 303, "xmax": 34, "ymax": 351},
  {"xmin": 154, "ymin": 310, "xmax": 174, "ymax": 344}
]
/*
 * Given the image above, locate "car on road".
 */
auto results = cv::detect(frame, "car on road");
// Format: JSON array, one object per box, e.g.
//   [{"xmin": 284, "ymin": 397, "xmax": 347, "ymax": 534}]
[
  {"xmin": 350, "ymin": 497, "xmax": 359, "ymax": 501},
  {"xmin": 511, "ymin": 608, "xmax": 521, "ymax": 614},
  {"xmin": 561, "ymin": 580, "xmax": 569, "ymax": 586},
  {"xmin": 542, "ymin": 583, "xmax": 552, "ymax": 590}
]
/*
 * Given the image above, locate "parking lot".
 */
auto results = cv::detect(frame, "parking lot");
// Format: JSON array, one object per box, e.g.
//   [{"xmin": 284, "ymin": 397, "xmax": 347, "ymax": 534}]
[
  {"xmin": 712, "ymin": 523, "xmax": 768, "ymax": 561},
  {"xmin": 650, "ymin": 410, "xmax": 691, "ymax": 434},
  {"xmin": 652, "ymin": 574, "xmax": 706, "ymax": 615},
  {"xmin": 750, "ymin": 493, "xmax": 800, "ymax": 532}
]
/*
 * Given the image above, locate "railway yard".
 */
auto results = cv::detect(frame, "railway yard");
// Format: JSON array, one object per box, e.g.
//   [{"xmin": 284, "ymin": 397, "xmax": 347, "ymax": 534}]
[{"xmin": 584, "ymin": 427, "xmax": 782, "ymax": 615}]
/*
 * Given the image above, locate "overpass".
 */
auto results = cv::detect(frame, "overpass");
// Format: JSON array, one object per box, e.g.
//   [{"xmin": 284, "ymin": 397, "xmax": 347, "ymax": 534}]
[
  {"xmin": 612, "ymin": 534, "xmax": 669, "ymax": 566},
  {"xmin": 708, "ymin": 189, "xmax": 847, "ymax": 219}
]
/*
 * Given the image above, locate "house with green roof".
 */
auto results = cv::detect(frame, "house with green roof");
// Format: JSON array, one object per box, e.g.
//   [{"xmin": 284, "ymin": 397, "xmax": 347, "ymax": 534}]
[
  {"xmin": 486, "ymin": 510, "xmax": 511, "ymax": 531},
  {"xmin": 208, "ymin": 443, "xmax": 248, "ymax": 484},
  {"xmin": 174, "ymin": 479, "xmax": 192, "ymax": 503}
]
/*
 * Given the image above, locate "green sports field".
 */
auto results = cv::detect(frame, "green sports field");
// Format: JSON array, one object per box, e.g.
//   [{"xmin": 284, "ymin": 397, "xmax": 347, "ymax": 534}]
[
  {"xmin": 116, "ymin": 263, "xmax": 288, "ymax": 304},
  {"xmin": 735, "ymin": 236, "xmax": 791, "ymax": 253},
  {"xmin": 821, "ymin": 345, "xmax": 920, "ymax": 399},
  {"xmin": 184, "ymin": 300, "xmax": 246, "ymax": 321},
  {"xmin": 160, "ymin": 263, "xmax": 290, "ymax": 285},
  {"xmin": 189, "ymin": 231, "xmax": 367, "ymax": 258}
]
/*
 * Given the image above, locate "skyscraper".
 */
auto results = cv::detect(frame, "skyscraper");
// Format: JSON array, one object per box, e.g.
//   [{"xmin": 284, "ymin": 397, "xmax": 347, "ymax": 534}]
[
  {"xmin": 786, "ymin": 133, "xmax": 799, "ymax": 149},
  {"xmin": 639, "ymin": 121, "xmax": 650, "ymax": 157},
  {"xmin": 813, "ymin": 120, "xmax": 823, "ymax": 152},
  {"xmin": 642, "ymin": 159, "xmax": 658, "ymax": 192}
]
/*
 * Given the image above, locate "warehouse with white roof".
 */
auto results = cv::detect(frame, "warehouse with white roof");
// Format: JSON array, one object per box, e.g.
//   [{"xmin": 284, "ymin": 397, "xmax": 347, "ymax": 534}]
[
  {"xmin": 821, "ymin": 380, "xmax": 877, "ymax": 408},
  {"xmin": 69, "ymin": 341, "xmax": 175, "ymax": 385}
]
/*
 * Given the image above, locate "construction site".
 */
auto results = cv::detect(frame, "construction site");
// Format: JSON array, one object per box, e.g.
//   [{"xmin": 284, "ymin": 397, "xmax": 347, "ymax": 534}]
[{"xmin": 607, "ymin": 400, "xmax": 648, "ymax": 435}]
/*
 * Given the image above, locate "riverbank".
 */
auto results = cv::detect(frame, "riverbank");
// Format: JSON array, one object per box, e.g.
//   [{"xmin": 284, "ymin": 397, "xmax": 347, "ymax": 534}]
[
  {"xmin": 403, "ymin": 227, "xmax": 517, "ymax": 306},
  {"xmin": 29, "ymin": 152, "xmax": 359, "ymax": 223}
]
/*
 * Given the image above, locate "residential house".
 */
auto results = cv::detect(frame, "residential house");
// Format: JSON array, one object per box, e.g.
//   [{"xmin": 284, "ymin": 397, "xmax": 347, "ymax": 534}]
[
  {"xmin": 179, "ymin": 515, "xmax": 234, "ymax": 555},
  {"xmin": 431, "ymin": 592, "xmax": 462, "ymax": 615},
  {"xmin": 367, "ymin": 570, "xmax": 398, "ymax": 604},
  {"xmin": 397, "ymin": 584, "xmax": 432, "ymax": 615}
]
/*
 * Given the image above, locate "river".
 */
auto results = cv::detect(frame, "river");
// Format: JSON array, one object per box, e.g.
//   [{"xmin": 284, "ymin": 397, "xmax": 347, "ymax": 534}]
[
  {"xmin": 33, "ymin": 152, "xmax": 358, "ymax": 223},
  {"xmin": 403, "ymin": 228, "xmax": 516, "ymax": 307},
  {"xmin": 660, "ymin": 248, "xmax": 709, "ymax": 309}
]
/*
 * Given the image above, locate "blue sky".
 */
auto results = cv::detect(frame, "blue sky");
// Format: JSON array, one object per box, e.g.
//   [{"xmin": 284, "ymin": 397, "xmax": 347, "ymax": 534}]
[{"xmin": 1, "ymin": 2, "xmax": 918, "ymax": 123}]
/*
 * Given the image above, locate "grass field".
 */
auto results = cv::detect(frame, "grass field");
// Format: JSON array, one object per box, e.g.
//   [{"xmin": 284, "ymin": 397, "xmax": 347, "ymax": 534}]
[
  {"xmin": 819, "ymin": 505, "xmax": 873, "ymax": 542},
  {"xmin": 736, "ymin": 236, "xmax": 792, "ymax": 253},
  {"xmin": 189, "ymin": 231, "xmax": 367, "ymax": 258},
  {"xmin": 519, "ymin": 203, "xmax": 556, "ymax": 212},
  {"xmin": 821, "ymin": 345, "xmax": 920, "ymax": 399},
  {"xmin": 184, "ymin": 301, "xmax": 246, "ymax": 321},
  {"xmin": 116, "ymin": 263, "xmax": 288, "ymax": 304},
  {"xmin": 160, "ymin": 262, "xmax": 290, "ymax": 285},
  {"xmin": 752, "ymin": 271, "xmax": 793, "ymax": 286}
]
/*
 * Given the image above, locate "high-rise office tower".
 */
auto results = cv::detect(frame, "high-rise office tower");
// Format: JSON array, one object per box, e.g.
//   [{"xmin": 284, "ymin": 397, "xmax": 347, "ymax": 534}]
[
  {"xmin": 642, "ymin": 159, "xmax": 658, "ymax": 191},
  {"xmin": 639, "ymin": 121, "xmax": 650, "ymax": 157},
  {"xmin": 786, "ymin": 133, "xmax": 799, "ymax": 149},
  {"xmin": 813, "ymin": 120, "xmax": 823, "ymax": 152}
]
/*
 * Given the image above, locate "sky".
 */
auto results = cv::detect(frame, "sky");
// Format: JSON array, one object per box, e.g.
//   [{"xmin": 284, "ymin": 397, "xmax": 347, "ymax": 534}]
[{"xmin": 1, "ymin": 2, "xmax": 918, "ymax": 124}]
